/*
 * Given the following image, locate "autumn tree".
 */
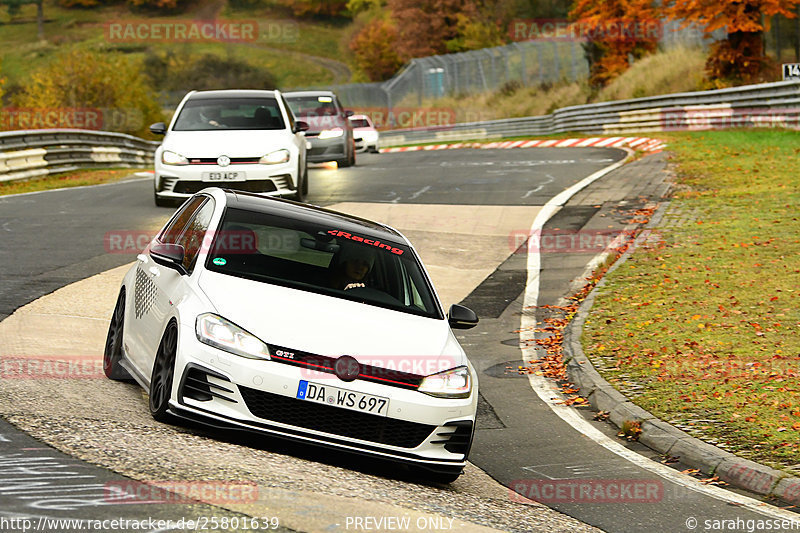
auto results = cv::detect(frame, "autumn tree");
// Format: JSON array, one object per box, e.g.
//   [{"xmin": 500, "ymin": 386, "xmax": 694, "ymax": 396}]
[
  {"xmin": 279, "ymin": 0, "xmax": 349, "ymax": 18},
  {"xmin": 14, "ymin": 49, "xmax": 163, "ymax": 136},
  {"xmin": 570, "ymin": 0, "xmax": 661, "ymax": 87},
  {"xmin": 388, "ymin": 0, "xmax": 479, "ymax": 58},
  {"xmin": 349, "ymin": 18, "xmax": 404, "ymax": 81},
  {"xmin": 668, "ymin": 0, "xmax": 800, "ymax": 83}
]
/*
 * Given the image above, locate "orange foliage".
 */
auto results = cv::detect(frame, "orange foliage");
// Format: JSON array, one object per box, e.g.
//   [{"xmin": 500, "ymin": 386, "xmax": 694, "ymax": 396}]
[
  {"xmin": 279, "ymin": 0, "xmax": 348, "ymax": 18},
  {"xmin": 668, "ymin": 0, "xmax": 800, "ymax": 82},
  {"xmin": 570, "ymin": 0, "xmax": 661, "ymax": 87},
  {"xmin": 349, "ymin": 18, "xmax": 405, "ymax": 81},
  {"xmin": 388, "ymin": 0, "xmax": 478, "ymax": 59}
]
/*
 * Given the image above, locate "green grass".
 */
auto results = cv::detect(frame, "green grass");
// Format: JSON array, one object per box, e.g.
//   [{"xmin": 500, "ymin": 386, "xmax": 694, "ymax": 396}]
[
  {"xmin": 0, "ymin": 168, "xmax": 143, "ymax": 196},
  {"xmin": 0, "ymin": 0, "xmax": 352, "ymax": 94},
  {"xmin": 584, "ymin": 130, "xmax": 800, "ymax": 470}
]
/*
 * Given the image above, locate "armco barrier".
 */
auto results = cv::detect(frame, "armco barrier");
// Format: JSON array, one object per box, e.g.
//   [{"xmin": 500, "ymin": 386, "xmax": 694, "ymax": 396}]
[
  {"xmin": 0, "ymin": 129, "xmax": 159, "ymax": 183},
  {"xmin": 379, "ymin": 79, "xmax": 800, "ymax": 146},
  {"xmin": 3, "ymin": 80, "xmax": 799, "ymax": 181}
]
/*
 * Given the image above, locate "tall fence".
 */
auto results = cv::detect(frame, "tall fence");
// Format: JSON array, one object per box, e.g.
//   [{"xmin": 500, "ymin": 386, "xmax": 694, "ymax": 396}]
[
  {"xmin": 294, "ymin": 20, "xmax": 711, "ymax": 111},
  {"xmin": 335, "ymin": 41, "xmax": 590, "ymax": 110}
]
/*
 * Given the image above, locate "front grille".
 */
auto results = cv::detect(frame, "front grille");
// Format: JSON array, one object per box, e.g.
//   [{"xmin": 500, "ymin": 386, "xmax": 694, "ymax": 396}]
[
  {"xmin": 269, "ymin": 345, "xmax": 424, "ymax": 390},
  {"xmin": 179, "ymin": 365, "xmax": 237, "ymax": 403},
  {"xmin": 308, "ymin": 146, "xmax": 329, "ymax": 157},
  {"xmin": 173, "ymin": 180, "xmax": 277, "ymax": 194},
  {"xmin": 187, "ymin": 157, "xmax": 261, "ymax": 165},
  {"xmin": 431, "ymin": 420, "xmax": 473, "ymax": 455},
  {"xmin": 239, "ymin": 385, "xmax": 436, "ymax": 448}
]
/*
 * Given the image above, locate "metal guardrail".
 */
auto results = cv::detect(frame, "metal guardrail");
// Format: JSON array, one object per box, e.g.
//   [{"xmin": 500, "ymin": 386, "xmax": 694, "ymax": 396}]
[
  {"xmin": 379, "ymin": 80, "xmax": 800, "ymax": 146},
  {"xmin": 3, "ymin": 80, "xmax": 799, "ymax": 181},
  {"xmin": 0, "ymin": 129, "xmax": 159, "ymax": 183}
]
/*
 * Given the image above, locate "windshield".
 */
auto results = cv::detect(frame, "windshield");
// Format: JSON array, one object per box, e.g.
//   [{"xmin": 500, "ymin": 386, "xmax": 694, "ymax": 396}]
[
  {"xmin": 349, "ymin": 118, "xmax": 371, "ymax": 128},
  {"xmin": 285, "ymin": 95, "xmax": 339, "ymax": 117},
  {"xmin": 205, "ymin": 208, "xmax": 443, "ymax": 319},
  {"xmin": 173, "ymin": 97, "xmax": 285, "ymax": 131}
]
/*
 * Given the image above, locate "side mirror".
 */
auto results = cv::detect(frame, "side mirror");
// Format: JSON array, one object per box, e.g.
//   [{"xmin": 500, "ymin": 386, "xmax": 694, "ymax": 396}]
[
  {"xmin": 149, "ymin": 122, "xmax": 167, "ymax": 135},
  {"xmin": 150, "ymin": 243, "xmax": 187, "ymax": 274},
  {"xmin": 344, "ymin": 110, "xmax": 354, "ymax": 118},
  {"xmin": 448, "ymin": 304, "xmax": 478, "ymax": 330},
  {"xmin": 294, "ymin": 120, "xmax": 309, "ymax": 133}
]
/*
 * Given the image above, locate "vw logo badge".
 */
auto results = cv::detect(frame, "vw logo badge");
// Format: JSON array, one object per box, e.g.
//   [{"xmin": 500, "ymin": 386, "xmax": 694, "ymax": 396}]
[
  {"xmin": 217, "ymin": 155, "xmax": 231, "ymax": 167},
  {"xmin": 334, "ymin": 355, "xmax": 360, "ymax": 382}
]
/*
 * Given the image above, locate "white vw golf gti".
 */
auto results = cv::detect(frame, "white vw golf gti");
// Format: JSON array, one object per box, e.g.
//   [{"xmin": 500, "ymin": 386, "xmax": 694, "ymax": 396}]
[
  {"xmin": 151, "ymin": 90, "xmax": 309, "ymax": 206},
  {"xmin": 104, "ymin": 188, "xmax": 479, "ymax": 481}
]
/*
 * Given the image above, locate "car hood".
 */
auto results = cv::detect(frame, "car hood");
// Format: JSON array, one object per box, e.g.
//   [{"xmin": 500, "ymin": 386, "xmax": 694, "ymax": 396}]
[
  {"xmin": 197, "ymin": 270, "xmax": 465, "ymax": 371},
  {"xmin": 163, "ymin": 130, "xmax": 291, "ymax": 158}
]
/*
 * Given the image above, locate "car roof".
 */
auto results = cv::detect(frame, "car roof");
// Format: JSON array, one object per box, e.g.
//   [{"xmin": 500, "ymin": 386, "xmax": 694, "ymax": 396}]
[
  {"xmin": 188, "ymin": 90, "xmax": 280, "ymax": 100},
  {"xmin": 283, "ymin": 90, "xmax": 337, "ymax": 98},
  {"xmin": 220, "ymin": 190, "xmax": 406, "ymax": 244}
]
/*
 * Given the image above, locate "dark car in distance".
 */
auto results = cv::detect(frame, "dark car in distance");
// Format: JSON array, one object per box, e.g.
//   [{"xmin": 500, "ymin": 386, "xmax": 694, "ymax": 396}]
[{"xmin": 284, "ymin": 90, "xmax": 356, "ymax": 168}]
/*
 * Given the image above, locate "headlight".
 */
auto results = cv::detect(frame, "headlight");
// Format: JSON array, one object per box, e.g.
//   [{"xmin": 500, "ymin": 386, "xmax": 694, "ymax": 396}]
[
  {"xmin": 318, "ymin": 127, "xmax": 344, "ymax": 139},
  {"xmin": 418, "ymin": 366, "xmax": 471, "ymax": 398},
  {"xmin": 195, "ymin": 313, "xmax": 270, "ymax": 360},
  {"xmin": 259, "ymin": 149, "xmax": 290, "ymax": 165},
  {"xmin": 161, "ymin": 150, "xmax": 188, "ymax": 166}
]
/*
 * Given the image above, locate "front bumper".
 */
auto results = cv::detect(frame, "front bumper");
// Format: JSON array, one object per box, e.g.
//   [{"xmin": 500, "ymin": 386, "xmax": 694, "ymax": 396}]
[
  {"xmin": 305, "ymin": 136, "xmax": 347, "ymax": 163},
  {"xmin": 155, "ymin": 161, "xmax": 297, "ymax": 199},
  {"xmin": 171, "ymin": 325, "xmax": 477, "ymax": 467}
]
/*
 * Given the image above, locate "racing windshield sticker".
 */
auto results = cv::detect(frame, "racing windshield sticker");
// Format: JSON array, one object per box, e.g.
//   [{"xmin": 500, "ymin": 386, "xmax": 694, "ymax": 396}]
[{"xmin": 326, "ymin": 230, "xmax": 404, "ymax": 255}]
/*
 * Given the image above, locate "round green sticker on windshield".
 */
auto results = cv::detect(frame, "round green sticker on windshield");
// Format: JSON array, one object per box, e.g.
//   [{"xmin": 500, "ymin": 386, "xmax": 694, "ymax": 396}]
[{"xmin": 212, "ymin": 257, "xmax": 227, "ymax": 266}]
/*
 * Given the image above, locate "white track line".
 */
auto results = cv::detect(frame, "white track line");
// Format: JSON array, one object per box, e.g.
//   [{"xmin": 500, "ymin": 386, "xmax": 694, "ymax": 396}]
[
  {"xmin": 0, "ymin": 176, "xmax": 151, "ymax": 199},
  {"xmin": 519, "ymin": 153, "xmax": 797, "ymax": 520}
]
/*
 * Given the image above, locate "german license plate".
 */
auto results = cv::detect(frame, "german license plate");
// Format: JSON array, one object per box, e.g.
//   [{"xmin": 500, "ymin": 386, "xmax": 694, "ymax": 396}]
[
  {"xmin": 296, "ymin": 380, "xmax": 388, "ymax": 416},
  {"xmin": 202, "ymin": 171, "xmax": 244, "ymax": 181}
]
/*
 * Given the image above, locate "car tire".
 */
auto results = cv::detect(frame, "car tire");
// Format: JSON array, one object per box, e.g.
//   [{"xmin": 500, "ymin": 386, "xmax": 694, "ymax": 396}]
[
  {"xmin": 103, "ymin": 289, "xmax": 132, "ymax": 381},
  {"xmin": 154, "ymin": 190, "xmax": 173, "ymax": 208},
  {"xmin": 149, "ymin": 321, "xmax": 178, "ymax": 422},
  {"xmin": 348, "ymin": 141, "xmax": 356, "ymax": 166},
  {"xmin": 291, "ymin": 162, "xmax": 308, "ymax": 202},
  {"xmin": 336, "ymin": 140, "xmax": 356, "ymax": 168}
]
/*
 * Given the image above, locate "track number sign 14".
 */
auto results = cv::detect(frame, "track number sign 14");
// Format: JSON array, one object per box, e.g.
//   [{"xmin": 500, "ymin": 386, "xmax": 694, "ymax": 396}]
[{"xmin": 783, "ymin": 63, "xmax": 800, "ymax": 80}]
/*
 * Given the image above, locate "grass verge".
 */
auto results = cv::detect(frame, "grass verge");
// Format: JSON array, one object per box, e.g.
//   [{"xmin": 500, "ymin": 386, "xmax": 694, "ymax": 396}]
[
  {"xmin": 583, "ymin": 129, "xmax": 800, "ymax": 470},
  {"xmin": 0, "ymin": 168, "xmax": 144, "ymax": 196}
]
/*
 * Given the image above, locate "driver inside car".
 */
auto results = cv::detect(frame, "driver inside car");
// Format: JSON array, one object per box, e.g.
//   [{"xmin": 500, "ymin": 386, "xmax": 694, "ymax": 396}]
[{"xmin": 329, "ymin": 245, "xmax": 375, "ymax": 291}]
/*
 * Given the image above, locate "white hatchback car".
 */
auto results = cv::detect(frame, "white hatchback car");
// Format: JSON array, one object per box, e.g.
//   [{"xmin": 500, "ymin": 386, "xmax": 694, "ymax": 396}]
[
  {"xmin": 349, "ymin": 114, "xmax": 380, "ymax": 153},
  {"xmin": 104, "ymin": 188, "xmax": 479, "ymax": 482},
  {"xmin": 150, "ymin": 90, "xmax": 309, "ymax": 206}
]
